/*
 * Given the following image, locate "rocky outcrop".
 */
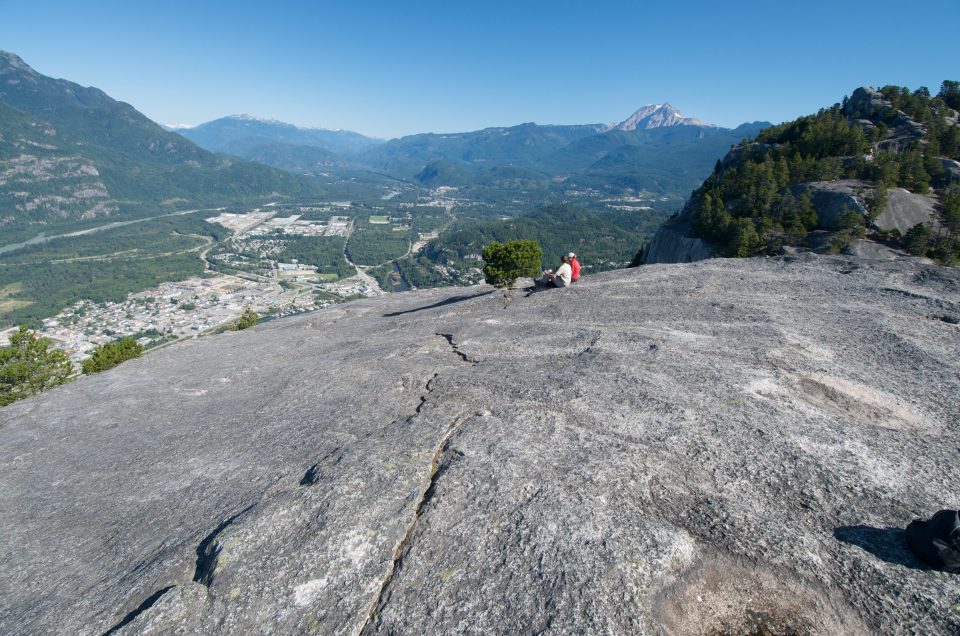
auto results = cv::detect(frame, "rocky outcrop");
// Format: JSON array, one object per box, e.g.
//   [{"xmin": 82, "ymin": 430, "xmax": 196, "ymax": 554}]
[
  {"xmin": 939, "ymin": 157, "xmax": 960, "ymax": 183},
  {"xmin": 641, "ymin": 218, "xmax": 714, "ymax": 264},
  {"xmin": 789, "ymin": 179, "xmax": 870, "ymax": 229},
  {"xmin": 843, "ymin": 87, "xmax": 927, "ymax": 153},
  {"xmin": 874, "ymin": 188, "xmax": 938, "ymax": 234},
  {"xmin": 2, "ymin": 257, "xmax": 959, "ymax": 634},
  {"xmin": 844, "ymin": 87, "xmax": 895, "ymax": 120},
  {"xmin": 643, "ymin": 178, "xmax": 940, "ymax": 263},
  {"xmin": 637, "ymin": 85, "xmax": 947, "ymax": 265}
]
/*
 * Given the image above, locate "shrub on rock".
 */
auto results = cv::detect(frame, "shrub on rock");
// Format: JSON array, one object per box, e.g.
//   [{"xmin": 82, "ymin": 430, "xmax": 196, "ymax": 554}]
[
  {"xmin": 82, "ymin": 337, "xmax": 143, "ymax": 374},
  {"xmin": 481, "ymin": 240, "xmax": 543, "ymax": 288},
  {"xmin": 0, "ymin": 326, "xmax": 73, "ymax": 406},
  {"xmin": 235, "ymin": 308, "xmax": 259, "ymax": 330}
]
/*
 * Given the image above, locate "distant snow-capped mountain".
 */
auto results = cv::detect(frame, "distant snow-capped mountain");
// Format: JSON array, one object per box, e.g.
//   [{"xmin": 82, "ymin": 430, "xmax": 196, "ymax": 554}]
[{"xmin": 612, "ymin": 103, "xmax": 710, "ymax": 131}]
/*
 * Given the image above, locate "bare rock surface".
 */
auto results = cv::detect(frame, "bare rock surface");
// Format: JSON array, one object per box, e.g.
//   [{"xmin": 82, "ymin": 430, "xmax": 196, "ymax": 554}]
[
  {"xmin": 875, "ymin": 187, "xmax": 938, "ymax": 235},
  {"xmin": 940, "ymin": 157, "xmax": 960, "ymax": 182},
  {"xmin": 2, "ymin": 256, "xmax": 960, "ymax": 634},
  {"xmin": 641, "ymin": 220, "xmax": 714, "ymax": 264},
  {"xmin": 842, "ymin": 239, "xmax": 903, "ymax": 260}
]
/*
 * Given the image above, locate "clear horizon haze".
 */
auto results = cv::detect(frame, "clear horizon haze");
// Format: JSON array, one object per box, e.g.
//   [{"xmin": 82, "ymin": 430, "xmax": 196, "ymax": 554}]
[{"xmin": 1, "ymin": 0, "xmax": 958, "ymax": 139}]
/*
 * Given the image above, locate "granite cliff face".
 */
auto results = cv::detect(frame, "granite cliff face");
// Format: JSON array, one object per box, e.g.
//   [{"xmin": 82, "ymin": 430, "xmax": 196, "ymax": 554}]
[{"xmin": 1, "ymin": 256, "xmax": 959, "ymax": 634}]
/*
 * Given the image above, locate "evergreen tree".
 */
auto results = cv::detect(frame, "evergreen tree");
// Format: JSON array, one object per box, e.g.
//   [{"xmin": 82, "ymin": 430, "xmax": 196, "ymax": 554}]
[
  {"xmin": 900, "ymin": 148, "xmax": 931, "ymax": 193},
  {"xmin": 903, "ymin": 223, "xmax": 932, "ymax": 256},
  {"xmin": 727, "ymin": 219, "xmax": 761, "ymax": 257},
  {"xmin": 481, "ymin": 240, "xmax": 543, "ymax": 288},
  {"xmin": 939, "ymin": 189, "xmax": 960, "ymax": 256},
  {"xmin": 798, "ymin": 190, "xmax": 819, "ymax": 229},
  {"xmin": 0, "ymin": 327, "xmax": 73, "ymax": 407},
  {"xmin": 865, "ymin": 185, "xmax": 889, "ymax": 221},
  {"xmin": 939, "ymin": 80, "xmax": 960, "ymax": 111},
  {"xmin": 81, "ymin": 338, "xmax": 143, "ymax": 374},
  {"xmin": 235, "ymin": 308, "xmax": 259, "ymax": 330}
]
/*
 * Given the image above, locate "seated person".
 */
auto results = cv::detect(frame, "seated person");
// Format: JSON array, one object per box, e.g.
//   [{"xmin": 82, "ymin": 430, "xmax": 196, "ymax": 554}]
[
  {"xmin": 568, "ymin": 252, "xmax": 581, "ymax": 282},
  {"xmin": 539, "ymin": 254, "xmax": 572, "ymax": 288}
]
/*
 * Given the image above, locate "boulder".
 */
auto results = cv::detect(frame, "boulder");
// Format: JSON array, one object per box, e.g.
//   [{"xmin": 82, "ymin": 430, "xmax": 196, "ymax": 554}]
[{"xmin": 1, "ymin": 258, "xmax": 959, "ymax": 634}]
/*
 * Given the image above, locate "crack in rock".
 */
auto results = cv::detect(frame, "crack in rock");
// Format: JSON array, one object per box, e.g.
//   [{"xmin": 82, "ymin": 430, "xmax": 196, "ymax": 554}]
[
  {"xmin": 414, "ymin": 373, "xmax": 440, "ymax": 415},
  {"xmin": 357, "ymin": 413, "xmax": 469, "ymax": 635},
  {"xmin": 101, "ymin": 585, "xmax": 175, "ymax": 635},
  {"xmin": 577, "ymin": 332, "xmax": 602, "ymax": 358},
  {"xmin": 193, "ymin": 504, "xmax": 256, "ymax": 588},
  {"xmin": 436, "ymin": 332, "xmax": 478, "ymax": 365},
  {"xmin": 300, "ymin": 447, "xmax": 343, "ymax": 486}
]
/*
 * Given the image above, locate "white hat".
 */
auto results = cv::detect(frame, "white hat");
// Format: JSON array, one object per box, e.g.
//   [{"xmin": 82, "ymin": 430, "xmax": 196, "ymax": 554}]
[{"xmin": 568, "ymin": 252, "xmax": 576, "ymax": 258}]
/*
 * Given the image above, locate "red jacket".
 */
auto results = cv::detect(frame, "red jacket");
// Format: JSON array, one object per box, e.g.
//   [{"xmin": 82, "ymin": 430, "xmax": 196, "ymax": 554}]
[{"xmin": 570, "ymin": 258, "xmax": 581, "ymax": 281}]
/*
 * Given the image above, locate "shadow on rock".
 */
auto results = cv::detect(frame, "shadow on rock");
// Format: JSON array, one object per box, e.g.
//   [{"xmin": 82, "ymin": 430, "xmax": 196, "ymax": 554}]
[
  {"xmin": 833, "ymin": 525, "xmax": 929, "ymax": 571},
  {"xmin": 382, "ymin": 291, "xmax": 494, "ymax": 317}
]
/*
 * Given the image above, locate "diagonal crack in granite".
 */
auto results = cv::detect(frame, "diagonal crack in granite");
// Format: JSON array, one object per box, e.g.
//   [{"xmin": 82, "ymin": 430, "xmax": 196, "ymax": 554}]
[
  {"xmin": 357, "ymin": 407, "xmax": 471, "ymax": 635},
  {"xmin": 436, "ymin": 332, "xmax": 478, "ymax": 365}
]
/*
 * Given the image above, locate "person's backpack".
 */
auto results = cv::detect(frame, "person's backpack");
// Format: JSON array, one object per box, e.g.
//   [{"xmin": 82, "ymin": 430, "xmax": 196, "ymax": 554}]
[{"xmin": 905, "ymin": 509, "xmax": 960, "ymax": 573}]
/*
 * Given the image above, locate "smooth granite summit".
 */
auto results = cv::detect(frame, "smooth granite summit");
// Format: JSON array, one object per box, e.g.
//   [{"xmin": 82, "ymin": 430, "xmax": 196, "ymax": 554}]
[{"xmin": 1, "ymin": 256, "xmax": 959, "ymax": 634}]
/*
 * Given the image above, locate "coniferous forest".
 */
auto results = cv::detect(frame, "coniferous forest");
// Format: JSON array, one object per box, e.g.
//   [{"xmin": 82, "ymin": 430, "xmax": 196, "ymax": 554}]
[{"xmin": 689, "ymin": 82, "xmax": 960, "ymax": 262}]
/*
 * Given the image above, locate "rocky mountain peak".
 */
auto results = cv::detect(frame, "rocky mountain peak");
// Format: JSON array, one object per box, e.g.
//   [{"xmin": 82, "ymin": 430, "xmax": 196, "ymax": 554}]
[
  {"xmin": 0, "ymin": 50, "xmax": 32, "ymax": 70},
  {"xmin": 0, "ymin": 50, "xmax": 40, "ymax": 84},
  {"xmin": 614, "ymin": 103, "xmax": 709, "ymax": 131}
]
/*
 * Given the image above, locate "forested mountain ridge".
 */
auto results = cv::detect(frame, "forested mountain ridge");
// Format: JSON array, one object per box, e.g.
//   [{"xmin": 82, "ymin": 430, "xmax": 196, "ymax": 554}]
[
  {"xmin": 0, "ymin": 52, "xmax": 323, "ymax": 243},
  {"xmin": 0, "ymin": 100, "xmax": 117, "ymax": 228},
  {"xmin": 355, "ymin": 122, "xmax": 606, "ymax": 177},
  {"xmin": 643, "ymin": 82, "xmax": 960, "ymax": 264}
]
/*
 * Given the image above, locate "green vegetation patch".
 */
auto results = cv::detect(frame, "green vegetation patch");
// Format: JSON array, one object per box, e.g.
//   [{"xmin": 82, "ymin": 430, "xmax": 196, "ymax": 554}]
[
  {"xmin": 82, "ymin": 337, "xmax": 143, "ymax": 374},
  {"xmin": 271, "ymin": 236, "xmax": 354, "ymax": 279},
  {"xmin": 482, "ymin": 240, "xmax": 543, "ymax": 288},
  {"xmin": 0, "ymin": 326, "xmax": 73, "ymax": 407},
  {"xmin": 347, "ymin": 221, "xmax": 411, "ymax": 266}
]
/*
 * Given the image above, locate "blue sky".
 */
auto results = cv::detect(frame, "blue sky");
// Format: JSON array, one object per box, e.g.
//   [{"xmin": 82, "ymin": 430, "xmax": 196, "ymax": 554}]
[{"xmin": 1, "ymin": 0, "xmax": 958, "ymax": 139}]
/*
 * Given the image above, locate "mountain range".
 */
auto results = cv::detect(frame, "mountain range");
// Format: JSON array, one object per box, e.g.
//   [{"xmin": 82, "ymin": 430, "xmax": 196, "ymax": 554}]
[
  {"xmin": 0, "ymin": 47, "xmax": 772, "ymax": 255},
  {"xmin": 175, "ymin": 106, "xmax": 769, "ymax": 197},
  {"xmin": 0, "ymin": 47, "xmax": 768, "ymax": 244}
]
